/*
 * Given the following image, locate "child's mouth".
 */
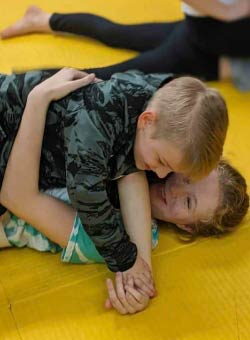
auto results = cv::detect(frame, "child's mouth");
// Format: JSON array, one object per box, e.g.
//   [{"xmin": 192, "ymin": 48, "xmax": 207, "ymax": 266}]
[{"xmin": 161, "ymin": 186, "xmax": 167, "ymax": 205}]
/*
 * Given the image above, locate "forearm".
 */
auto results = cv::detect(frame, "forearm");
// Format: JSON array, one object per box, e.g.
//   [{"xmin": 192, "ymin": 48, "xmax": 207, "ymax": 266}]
[
  {"xmin": 1, "ymin": 91, "xmax": 50, "ymax": 211},
  {"xmin": 0, "ymin": 92, "xmax": 73, "ymax": 246},
  {"xmin": 185, "ymin": 0, "xmax": 250, "ymax": 21},
  {"xmin": 225, "ymin": 0, "xmax": 250, "ymax": 21},
  {"xmin": 118, "ymin": 172, "xmax": 152, "ymax": 268}
]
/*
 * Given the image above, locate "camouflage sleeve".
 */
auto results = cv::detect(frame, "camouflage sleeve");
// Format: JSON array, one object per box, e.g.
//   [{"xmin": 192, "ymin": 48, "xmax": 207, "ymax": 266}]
[
  {"xmin": 63, "ymin": 70, "xmax": 173, "ymax": 272},
  {"xmin": 63, "ymin": 84, "xmax": 137, "ymax": 272}
]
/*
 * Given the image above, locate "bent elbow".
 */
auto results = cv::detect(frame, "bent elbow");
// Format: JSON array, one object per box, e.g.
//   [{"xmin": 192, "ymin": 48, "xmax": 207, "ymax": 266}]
[
  {"xmin": 0, "ymin": 188, "xmax": 14, "ymax": 210},
  {"xmin": 0, "ymin": 186, "xmax": 29, "ymax": 213}
]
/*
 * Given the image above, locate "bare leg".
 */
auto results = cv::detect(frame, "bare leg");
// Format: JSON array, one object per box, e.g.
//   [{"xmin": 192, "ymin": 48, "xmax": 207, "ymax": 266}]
[{"xmin": 0, "ymin": 5, "xmax": 52, "ymax": 39}]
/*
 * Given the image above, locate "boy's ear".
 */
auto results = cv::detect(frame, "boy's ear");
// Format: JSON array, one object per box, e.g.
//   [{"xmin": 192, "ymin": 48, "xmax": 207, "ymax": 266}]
[{"xmin": 137, "ymin": 111, "xmax": 157, "ymax": 129}]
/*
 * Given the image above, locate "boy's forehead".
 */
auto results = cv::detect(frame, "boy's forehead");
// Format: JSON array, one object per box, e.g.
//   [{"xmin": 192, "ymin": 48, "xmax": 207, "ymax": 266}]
[{"xmin": 158, "ymin": 140, "xmax": 186, "ymax": 170}]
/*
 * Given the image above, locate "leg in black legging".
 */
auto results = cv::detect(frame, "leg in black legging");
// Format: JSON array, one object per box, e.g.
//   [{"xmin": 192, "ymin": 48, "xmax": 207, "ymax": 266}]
[
  {"xmin": 50, "ymin": 13, "xmax": 181, "ymax": 52},
  {"xmin": 186, "ymin": 16, "xmax": 250, "ymax": 57},
  {"xmin": 85, "ymin": 20, "xmax": 219, "ymax": 81}
]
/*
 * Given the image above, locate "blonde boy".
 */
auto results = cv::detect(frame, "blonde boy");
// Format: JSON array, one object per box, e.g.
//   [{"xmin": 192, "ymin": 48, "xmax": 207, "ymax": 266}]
[{"xmin": 0, "ymin": 69, "xmax": 228, "ymax": 296}]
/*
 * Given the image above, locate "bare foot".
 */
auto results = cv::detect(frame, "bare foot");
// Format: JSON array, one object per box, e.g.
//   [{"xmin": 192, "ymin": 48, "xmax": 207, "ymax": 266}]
[{"xmin": 0, "ymin": 5, "xmax": 52, "ymax": 39}]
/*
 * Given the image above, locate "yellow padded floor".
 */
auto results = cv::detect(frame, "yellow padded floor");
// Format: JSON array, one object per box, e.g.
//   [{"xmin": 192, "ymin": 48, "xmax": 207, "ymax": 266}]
[{"xmin": 0, "ymin": 1, "xmax": 250, "ymax": 339}]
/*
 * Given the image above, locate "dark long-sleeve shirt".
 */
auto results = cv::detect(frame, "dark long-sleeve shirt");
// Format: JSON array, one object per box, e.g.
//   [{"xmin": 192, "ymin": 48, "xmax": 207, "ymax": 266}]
[{"xmin": 0, "ymin": 70, "xmax": 172, "ymax": 271}]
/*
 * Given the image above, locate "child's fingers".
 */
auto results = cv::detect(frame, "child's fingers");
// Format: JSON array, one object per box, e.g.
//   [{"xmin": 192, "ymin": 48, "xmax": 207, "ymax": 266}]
[
  {"xmin": 122, "ymin": 273, "xmax": 134, "ymax": 288},
  {"xmin": 123, "ymin": 272, "xmax": 156, "ymax": 299},
  {"xmin": 134, "ymin": 277, "xmax": 154, "ymax": 297},
  {"xmin": 106, "ymin": 278, "xmax": 127, "ymax": 315},
  {"xmin": 141, "ymin": 273, "xmax": 156, "ymax": 295},
  {"xmin": 93, "ymin": 77, "xmax": 103, "ymax": 83},
  {"xmin": 104, "ymin": 298, "xmax": 113, "ymax": 310},
  {"xmin": 69, "ymin": 73, "xmax": 95, "ymax": 91},
  {"xmin": 136, "ymin": 273, "xmax": 155, "ymax": 294},
  {"xmin": 125, "ymin": 291, "xmax": 142, "ymax": 311},
  {"xmin": 115, "ymin": 273, "xmax": 136, "ymax": 314},
  {"xmin": 125, "ymin": 285, "xmax": 148, "ymax": 304},
  {"xmin": 143, "ymin": 268, "xmax": 153, "ymax": 281},
  {"xmin": 66, "ymin": 68, "xmax": 101, "ymax": 83},
  {"xmin": 122, "ymin": 272, "xmax": 128, "ymax": 286},
  {"xmin": 59, "ymin": 67, "xmax": 90, "ymax": 80},
  {"xmin": 140, "ymin": 272, "xmax": 154, "ymax": 286},
  {"xmin": 125, "ymin": 286, "xmax": 149, "ymax": 312},
  {"xmin": 70, "ymin": 69, "xmax": 91, "ymax": 80}
]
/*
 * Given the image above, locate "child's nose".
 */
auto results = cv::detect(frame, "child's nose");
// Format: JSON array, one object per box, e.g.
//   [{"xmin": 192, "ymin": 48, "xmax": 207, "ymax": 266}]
[
  {"xmin": 170, "ymin": 184, "xmax": 185, "ymax": 197},
  {"xmin": 154, "ymin": 166, "xmax": 171, "ymax": 178}
]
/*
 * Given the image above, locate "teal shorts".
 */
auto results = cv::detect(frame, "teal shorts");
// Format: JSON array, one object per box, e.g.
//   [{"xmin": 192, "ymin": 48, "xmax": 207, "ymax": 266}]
[{"xmin": 0, "ymin": 188, "xmax": 159, "ymax": 264}]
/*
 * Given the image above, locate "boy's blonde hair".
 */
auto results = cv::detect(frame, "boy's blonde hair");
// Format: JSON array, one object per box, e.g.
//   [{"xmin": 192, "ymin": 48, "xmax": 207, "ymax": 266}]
[{"xmin": 147, "ymin": 77, "xmax": 228, "ymax": 180}]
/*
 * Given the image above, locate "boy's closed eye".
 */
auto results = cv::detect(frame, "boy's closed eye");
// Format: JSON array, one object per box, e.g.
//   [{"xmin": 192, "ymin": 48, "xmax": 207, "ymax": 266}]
[{"xmin": 159, "ymin": 158, "xmax": 173, "ymax": 171}]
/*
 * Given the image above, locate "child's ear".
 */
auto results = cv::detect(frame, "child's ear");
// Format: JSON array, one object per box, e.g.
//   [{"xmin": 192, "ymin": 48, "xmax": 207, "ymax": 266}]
[{"xmin": 137, "ymin": 111, "xmax": 157, "ymax": 129}]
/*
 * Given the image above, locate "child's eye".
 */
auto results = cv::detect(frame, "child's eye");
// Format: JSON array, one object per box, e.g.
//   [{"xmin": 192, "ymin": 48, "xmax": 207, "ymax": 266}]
[
  {"xmin": 159, "ymin": 158, "xmax": 165, "ymax": 166},
  {"xmin": 186, "ymin": 197, "xmax": 191, "ymax": 210}
]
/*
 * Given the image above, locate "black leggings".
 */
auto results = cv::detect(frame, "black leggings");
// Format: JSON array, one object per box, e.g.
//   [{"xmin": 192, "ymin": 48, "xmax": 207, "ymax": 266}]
[{"xmin": 50, "ymin": 13, "xmax": 250, "ymax": 80}]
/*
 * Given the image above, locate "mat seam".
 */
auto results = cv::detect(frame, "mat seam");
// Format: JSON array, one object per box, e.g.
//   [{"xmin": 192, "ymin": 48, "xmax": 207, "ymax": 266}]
[{"xmin": 0, "ymin": 279, "xmax": 23, "ymax": 340}]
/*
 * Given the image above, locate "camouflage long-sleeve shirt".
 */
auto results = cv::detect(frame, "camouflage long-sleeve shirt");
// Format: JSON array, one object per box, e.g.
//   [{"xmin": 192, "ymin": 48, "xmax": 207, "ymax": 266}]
[{"xmin": 0, "ymin": 70, "xmax": 172, "ymax": 271}]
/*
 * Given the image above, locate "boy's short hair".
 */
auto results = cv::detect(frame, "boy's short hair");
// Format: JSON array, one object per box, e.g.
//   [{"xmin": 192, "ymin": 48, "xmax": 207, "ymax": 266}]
[{"xmin": 147, "ymin": 76, "xmax": 228, "ymax": 180}]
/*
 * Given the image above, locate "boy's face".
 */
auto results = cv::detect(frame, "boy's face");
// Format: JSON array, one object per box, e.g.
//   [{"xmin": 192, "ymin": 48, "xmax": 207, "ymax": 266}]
[
  {"xmin": 149, "ymin": 170, "xmax": 220, "ymax": 230},
  {"xmin": 134, "ymin": 111, "xmax": 184, "ymax": 178}
]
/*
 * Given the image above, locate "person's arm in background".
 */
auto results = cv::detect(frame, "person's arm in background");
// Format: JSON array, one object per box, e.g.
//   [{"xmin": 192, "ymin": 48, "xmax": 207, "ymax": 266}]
[
  {"xmin": 0, "ymin": 69, "xmax": 95, "ymax": 247},
  {"xmin": 184, "ymin": 0, "xmax": 250, "ymax": 21}
]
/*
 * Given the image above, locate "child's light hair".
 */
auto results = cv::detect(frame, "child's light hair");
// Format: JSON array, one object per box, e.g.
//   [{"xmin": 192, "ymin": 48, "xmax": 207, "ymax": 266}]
[
  {"xmin": 147, "ymin": 76, "xmax": 228, "ymax": 180},
  {"xmin": 202, "ymin": 160, "xmax": 249, "ymax": 233},
  {"xmin": 182, "ymin": 160, "xmax": 249, "ymax": 239}
]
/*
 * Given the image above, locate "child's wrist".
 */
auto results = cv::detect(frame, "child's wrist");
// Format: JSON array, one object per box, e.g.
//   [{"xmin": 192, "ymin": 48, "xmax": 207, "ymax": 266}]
[{"xmin": 28, "ymin": 85, "xmax": 52, "ymax": 105}]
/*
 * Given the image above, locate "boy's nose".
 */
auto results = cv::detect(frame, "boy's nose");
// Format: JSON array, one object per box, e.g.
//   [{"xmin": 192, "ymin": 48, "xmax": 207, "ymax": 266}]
[{"xmin": 154, "ymin": 166, "xmax": 171, "ymax": 178}]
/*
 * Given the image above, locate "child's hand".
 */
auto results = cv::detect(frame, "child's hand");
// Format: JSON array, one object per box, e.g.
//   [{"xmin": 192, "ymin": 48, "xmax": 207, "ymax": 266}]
[
  {"xmin": 30, "ymin": 67, "xmax": 96, "ymax": 102},
  {"xmin": 122, "ymin": 255, "xmax": 156, "ymax": 297},
  {"xmin": 105, "ymin": 272, "xmax": 150, "ymax": 315}
]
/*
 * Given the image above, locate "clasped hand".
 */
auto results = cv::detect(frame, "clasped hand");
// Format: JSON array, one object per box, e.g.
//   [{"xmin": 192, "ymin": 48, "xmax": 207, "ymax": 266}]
[{"xmin": 105, "ymin": 255, "xmax": 157, "ymax": 315}]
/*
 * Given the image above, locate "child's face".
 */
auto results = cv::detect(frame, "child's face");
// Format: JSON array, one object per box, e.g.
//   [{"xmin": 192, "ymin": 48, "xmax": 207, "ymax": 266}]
[
  {"xmin": 134, "ymin": 112, "xmax": 184, "ymax": 178},
  {"xmin": 149, "ymin": 169, "xmax": 220, "ymax": 230}
]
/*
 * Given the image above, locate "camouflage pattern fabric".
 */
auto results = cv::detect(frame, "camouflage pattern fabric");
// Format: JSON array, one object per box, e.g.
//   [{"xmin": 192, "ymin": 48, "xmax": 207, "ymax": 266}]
[{"xmin": 0, "ymin": 69, "xmax": 172, "ymax": 271}]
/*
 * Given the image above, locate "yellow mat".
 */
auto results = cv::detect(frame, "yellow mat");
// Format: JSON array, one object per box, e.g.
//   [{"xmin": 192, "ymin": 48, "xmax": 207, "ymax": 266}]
[{"xmin": 0, "ymin": 1, "xmax": 250, "ymax": 339}]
